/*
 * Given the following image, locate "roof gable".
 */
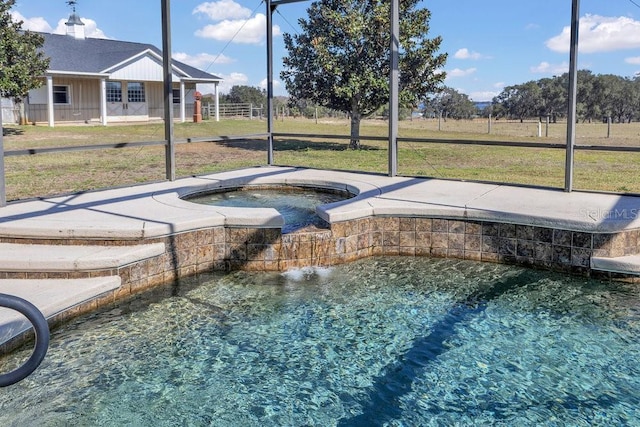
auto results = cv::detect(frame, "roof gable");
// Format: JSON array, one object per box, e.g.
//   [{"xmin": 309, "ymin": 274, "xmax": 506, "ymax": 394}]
[{"xmin": 107, "ymin": 50, "xmax": 188, "ymax": 82}]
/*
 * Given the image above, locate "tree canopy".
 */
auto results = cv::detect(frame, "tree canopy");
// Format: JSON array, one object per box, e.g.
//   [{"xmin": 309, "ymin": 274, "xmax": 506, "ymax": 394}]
[
  {"xmin": 491, "ymin": 71, "xmax": 640, "ymax": 123},
  {"xmin": 281, "ymin": 0, "xmax": 447, "ymax": 148},
  {"xmin": 423, "ymin": 86, "xmax": 477, "ymax": 120},
  {"xmin": 0, "ymin": 0, "xmax": 50, "ymax": 100},
  {"xmin": 222, "ymin": 85, "xmax": 267, "ymax": 107}
]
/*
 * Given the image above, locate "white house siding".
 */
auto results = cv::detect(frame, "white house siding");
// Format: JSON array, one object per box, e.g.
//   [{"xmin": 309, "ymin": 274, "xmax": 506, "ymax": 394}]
[
  {"xmin": 26, "ymin": 77, "xmax": 101, "ymax": 124},
  {"xmin": 146, "ymin": 82, "xmax": 164, "ymax": 119},
  {"xmin": 147, "ymin": 82, "xmax": 197, "ymax": 120},
  {"xmin": 1, "ymin": 98, "xmax": 18, "ymax": 125},
  {"xmin": 108, "ymin": 55, "xmax": 184, "ymax": 83}
]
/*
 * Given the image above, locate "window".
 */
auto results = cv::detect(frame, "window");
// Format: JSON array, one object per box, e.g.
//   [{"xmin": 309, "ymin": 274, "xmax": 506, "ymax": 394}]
[
  {"xmin": 172, "ymin": 89, "xmax": 181, "ymax": 104},
  {"xmin": 53, "ymin": 85, "xmax": 70, "ymax": 104},
  {"xmin": 106, "ymin": 81, "xmax": 122, "ymax": 103},
  {"xmin": 127, "ymin": 82, "xmax": 145, "ymax": 103}
]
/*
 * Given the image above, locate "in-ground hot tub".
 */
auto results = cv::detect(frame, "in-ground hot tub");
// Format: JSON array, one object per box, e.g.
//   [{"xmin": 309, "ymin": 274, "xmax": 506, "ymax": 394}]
[{"xmin": 184, "ymin": 185, "xmax": 356, "ymax": 233}]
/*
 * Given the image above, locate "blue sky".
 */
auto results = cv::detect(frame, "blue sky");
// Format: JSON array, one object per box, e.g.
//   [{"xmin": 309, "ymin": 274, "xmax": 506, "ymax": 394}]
[{"xmin": 10, "ymin": 0, "xmax": 640, "ymax": 101}]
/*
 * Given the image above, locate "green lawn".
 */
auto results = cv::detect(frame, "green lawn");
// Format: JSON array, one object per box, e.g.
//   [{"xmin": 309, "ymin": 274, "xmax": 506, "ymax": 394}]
[{"xmin": 2, "ymin": 117, "xmax": 639, "ymax": 201}]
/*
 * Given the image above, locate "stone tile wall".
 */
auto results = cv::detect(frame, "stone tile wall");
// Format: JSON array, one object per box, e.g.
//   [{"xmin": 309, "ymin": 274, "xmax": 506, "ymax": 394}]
[
  {"xmin": 221, "ymin": 218, "xmax": 640, "ymax": 278},
  {"xmin": 2, "ymin": 217, "xmax": 640, "ymax": 301}
]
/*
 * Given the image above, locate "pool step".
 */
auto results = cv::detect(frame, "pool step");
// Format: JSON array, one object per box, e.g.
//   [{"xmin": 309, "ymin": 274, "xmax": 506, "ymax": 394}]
[
  {"xmin": 0, "ymin": 242, "xmax": 165, "ymax": 273},
  {"xmin": 0, "ymin": 276, "xmax": 121, "ymax": 345},
  {"xmin": 0, "ymin": 242, "xmax": 165, "ymax": 346},
  {"xmin": 590, "ymin": 254, "xmax": 640, "ymax": 275}
]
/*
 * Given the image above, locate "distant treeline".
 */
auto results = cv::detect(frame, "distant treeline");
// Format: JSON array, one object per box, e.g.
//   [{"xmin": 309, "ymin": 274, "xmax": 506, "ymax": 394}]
[
  {"xmin": 423, "ymin": 70, "xmax": 640, "ymax": 123},
  {"xmin": 491, "ymin": 70, "xmax": 640, "ymax": 123},
  {"xmin": 207, "ymin": 71, "xmax": 640, "ymax": 123}
]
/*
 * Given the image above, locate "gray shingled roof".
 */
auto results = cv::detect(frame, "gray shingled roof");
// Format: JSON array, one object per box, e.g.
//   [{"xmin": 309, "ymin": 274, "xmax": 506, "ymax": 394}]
[{"xmin": 40, "ymin": 33, "xmax": 221, "ymax": 81}]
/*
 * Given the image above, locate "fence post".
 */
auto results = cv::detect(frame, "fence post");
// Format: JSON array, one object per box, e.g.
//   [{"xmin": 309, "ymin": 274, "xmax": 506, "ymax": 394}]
[
  {"xmin": 546, "ymin": 115, "xmax": 550, "ymax": 137},
  {"xmin": 607, "ymin": 116, "xmax": 611, "ymax": 138},
  {"xmin": 250, "ymin": 103, "xmax": 253, "ymax": 120},
  {"xmin": 537, "ymin": 120, "xmax": 542, "ymax": 138},
  {"xmin": 488, "ymin": 114, "xmax": 492, "ymax": 134}
]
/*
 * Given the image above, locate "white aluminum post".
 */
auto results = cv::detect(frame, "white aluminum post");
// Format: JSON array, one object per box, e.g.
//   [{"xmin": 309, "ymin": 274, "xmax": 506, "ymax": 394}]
[
  {"xmin": 215, "ymin": 83, "xmax": 220, "ymax": 121},
  {"xmin": 180, "ymin": 81, "xmax": 186, "ymax": 123},
  {"xmin": 100, "ymin": 78, "xmax": 107, "ymax": 125},
  {"xmin": 46, "ymin": 76, "xmax": 54, "ymax": 127}
]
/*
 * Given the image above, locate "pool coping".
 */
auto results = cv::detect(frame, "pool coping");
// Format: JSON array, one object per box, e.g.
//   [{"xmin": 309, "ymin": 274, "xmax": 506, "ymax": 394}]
[{"xmin": 1, "ymin": 166, "xmax": 639, "ymax": 240}]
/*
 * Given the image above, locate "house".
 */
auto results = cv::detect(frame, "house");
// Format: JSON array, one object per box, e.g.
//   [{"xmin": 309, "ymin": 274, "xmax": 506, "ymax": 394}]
[{"xmin": 19, "ymin": 10, "xmax": 222, "ymax": 126}]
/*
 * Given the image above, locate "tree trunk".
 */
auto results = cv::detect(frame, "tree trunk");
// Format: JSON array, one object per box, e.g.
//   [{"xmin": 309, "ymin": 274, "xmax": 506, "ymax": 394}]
[
  {"xmin": 17, "ymin": 100, "xmax": 27, "ymax": 125},
  {"xmin": 349, "ymin": 111, "xmax": 361, "ymax": 149}
]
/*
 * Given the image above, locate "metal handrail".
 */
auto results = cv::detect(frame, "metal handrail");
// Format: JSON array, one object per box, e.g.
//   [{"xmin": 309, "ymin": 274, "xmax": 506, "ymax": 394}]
[{"xmin": 0, "ymin": 294, "xmax": 49, "ymax": 387}]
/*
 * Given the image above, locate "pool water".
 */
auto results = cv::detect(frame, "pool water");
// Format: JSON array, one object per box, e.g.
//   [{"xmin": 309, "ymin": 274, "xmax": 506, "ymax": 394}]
[
  {"xmin": 1, "ymin": 257, "xmax": 639, "ymax": 426},
  {"xmin": 187, "ymin": 187, "xmax": 349, "ymax": 233}
]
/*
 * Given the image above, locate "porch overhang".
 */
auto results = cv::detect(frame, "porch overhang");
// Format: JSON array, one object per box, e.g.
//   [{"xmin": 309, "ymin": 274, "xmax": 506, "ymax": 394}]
[{"xmin": 46, "ymin": 70, "xmax": 110, "ymax": 78}]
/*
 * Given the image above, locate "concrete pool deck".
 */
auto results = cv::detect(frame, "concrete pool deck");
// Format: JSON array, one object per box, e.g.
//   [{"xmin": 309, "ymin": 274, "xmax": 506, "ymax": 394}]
[{"xmin": 1, "ymin": 166, "xmax": 640, "ymax": 345}]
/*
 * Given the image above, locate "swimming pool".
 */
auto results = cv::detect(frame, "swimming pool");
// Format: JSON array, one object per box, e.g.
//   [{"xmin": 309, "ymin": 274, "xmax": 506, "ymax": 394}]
[{"xmin": 1, "ymin": 257, "xmax": 639, "ymax": 425}]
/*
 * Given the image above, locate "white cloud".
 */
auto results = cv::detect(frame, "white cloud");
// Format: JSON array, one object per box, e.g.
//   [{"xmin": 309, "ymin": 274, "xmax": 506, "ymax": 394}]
[
  {"xmin": 447, "ymin": 68, "xmax": 477, "ymax": 78},
  {"xmin": 195, "ymin": 13, "xmax": 280, "ymax": 44},
  {"xmin": 454, "ymin": 48, "xmax": 485, "ymax": 60},
  {"xmin": 197, "ymin": 83, "xmax": 219, "ymax": 96},
  {"xmin": 52, "ymin": 17, "xmax": 108, "ymax": 38},
  {"xmin": 193, "ymin": 0, "xmax": 252, "ymax": 20},
  {"xmin": 625, "ymin": 56, "xmax": 640, "ymax": 65},
  {"xmin": 493, "ymin": 82, "xmax": 505, "ymax": 89},
  {"xmin": 530, "ymin": 61, "xmax": 569, "ymax": 74},
  {"xmin": 193, "ymin": 0, "xmax": 279, "ymax": 45},
  {"xmin": 217, "ymin": 72, "xmax": 249, "ymax": 94},
  {"xmin": 173, "ymin": 52, "xmax": 235, "ymax": 70},
  {"xmin": 11, "ymin": 11, "xmax": 52, "ymax": 32},
  {"xmin": 546, "ymin": 14, "xmax": 640, "ymax": 53},
  {"xmin": 13, "ymin": 11, "xmax": 109, "ymax": 39},
  {"xmin": 260, "ymin": 78, "xmax": 281, "ymax": 91},
  {"xmin": 469, "ymin": 91, "xmax": 499, "ymax": 102}
]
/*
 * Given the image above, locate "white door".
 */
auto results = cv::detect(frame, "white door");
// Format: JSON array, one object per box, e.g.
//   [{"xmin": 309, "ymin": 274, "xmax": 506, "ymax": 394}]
[
  {"xmin": 125, "ymin": 82, "xmax": 148, "ymax": 120},
  {"xmin": 106, "ymin": 81, "xmax": 148, "ymax": 122},
  {"xmin": 106, "ymin": 81, "xmax": 124, "ymax": 121}
]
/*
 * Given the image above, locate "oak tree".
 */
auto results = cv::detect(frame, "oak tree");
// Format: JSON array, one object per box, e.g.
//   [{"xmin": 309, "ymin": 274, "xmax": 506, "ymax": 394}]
[
  {"xmin": 0, "ymin": 0, "xmax": 50, "ymax": 124},
  {"xmin": 281, "ymin": 0, "xmax": 446, "ymax": 148}
]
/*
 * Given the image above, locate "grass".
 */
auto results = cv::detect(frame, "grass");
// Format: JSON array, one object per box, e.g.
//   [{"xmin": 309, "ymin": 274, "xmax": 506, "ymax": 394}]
[{"xmin": 2, "ymin": 117, "xmax": 640, "ymax": 201}]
